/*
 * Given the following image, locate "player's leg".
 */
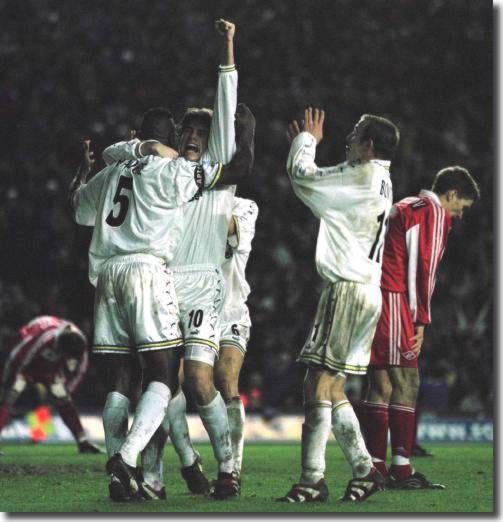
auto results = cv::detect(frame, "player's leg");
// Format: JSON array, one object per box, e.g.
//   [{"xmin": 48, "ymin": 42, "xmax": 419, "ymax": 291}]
[
  {"xmin": 388, "ymin": 366, "xmax": 419, "ymax": 480},
  {"xmin": 184, "ymin": 357, "xmax": 233, "ymax": 468},
  {"xmin": 326, "ymin": 281, "xmax": 385, "ymax": 500},
  {"xmin": 141, "ymin": 359, "xmax": 209, "ymax": 496},
  {"xmin": 214, "ymin": 329, "xmax": 247, "ymax": 488},
  {"xmin": 175, "ymin": 267, "xmax": 235, "ymax": 499},
  {"xmin": 363, "ymin": 368, "xmax": 392, "ymax": 477},
  {"xmin": 103, "ymin": 256, "xmax": 181, "ymax": 497},
  {"xmin": 117, "ymin": 348, "xmax": 179, "ymax": 468},
  {"xmin": 361, "ymin": 289, "xmax": 394, "ymax": 477},
  {"xmin": 278, "ymin": 285, "xmax": 335, "ymax": 503}
]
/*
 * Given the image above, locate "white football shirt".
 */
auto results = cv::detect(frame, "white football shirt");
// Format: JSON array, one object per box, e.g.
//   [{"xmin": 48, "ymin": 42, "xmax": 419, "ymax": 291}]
[
  {"xmin": 287, "ymin": 132, "xmax": 393, "ymax": 286},
  {"xmin": 170, "ymin": 67, "xmax": 238, "ymax": 269},
  {"xmin": 73, "ymin": 153, "xmax": 222, "ymax": 286},
  {"xmin": 220, "ymin": 197, "xmax": 258, "ymax": 326}
]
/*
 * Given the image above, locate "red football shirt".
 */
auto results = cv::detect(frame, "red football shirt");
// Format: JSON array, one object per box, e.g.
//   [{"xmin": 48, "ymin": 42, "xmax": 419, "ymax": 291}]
[
  {"xmin": 2, "ymin": 316, "xmax": 88, "ymax": 392},
  {"xmin": 380, "ymin": 190, "xmax": 451, "ymax": 325}
]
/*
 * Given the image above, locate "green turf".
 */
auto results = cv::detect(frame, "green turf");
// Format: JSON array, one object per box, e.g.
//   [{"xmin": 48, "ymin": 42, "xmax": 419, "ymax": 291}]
[{"xmin": 0, "ymin": 442, "xmax": 493, "ymax": 513}]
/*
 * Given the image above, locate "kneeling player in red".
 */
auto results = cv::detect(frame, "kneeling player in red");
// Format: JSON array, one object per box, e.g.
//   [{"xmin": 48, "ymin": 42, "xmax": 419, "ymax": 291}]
[
  {"xmin": 363, "ymin": 166, "xmax": 479, "ymax": 489},
  {"xmin": 0, "ymin": 315, "xmax": 102, "ymax": 453}
]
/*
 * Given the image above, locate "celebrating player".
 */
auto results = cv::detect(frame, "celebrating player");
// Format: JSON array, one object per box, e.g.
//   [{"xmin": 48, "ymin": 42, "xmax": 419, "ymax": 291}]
[
  {"xmin": 214, "ymin": 196, "xmax": 258, "ymax": 493},
  {"xmin": 147, "ymin": 197, "xmax": 258, "ymax": 497},
  {"xmin": 104, "ymin": 19, "xmax": 256, "ymax": 500},
  {"xmin": 0, "ymin": 316, "xmax": 101, "ymax": 453},
  {"xmin": 362, "ymin": 166, "xmax": 479, "ymax": 489},
  {"xmin": 69, "ymin": 89, "xmax": 251, "ymax": 501},
  {"xmin": 278, "ymin": 108, "xmax": 400, "ymax": 503}
]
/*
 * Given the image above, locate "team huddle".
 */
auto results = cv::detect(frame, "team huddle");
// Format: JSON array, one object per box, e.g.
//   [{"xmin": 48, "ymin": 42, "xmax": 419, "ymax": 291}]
[{"xmin": 0, "ymin": 18, "xmax": 480, "ymax": 505}]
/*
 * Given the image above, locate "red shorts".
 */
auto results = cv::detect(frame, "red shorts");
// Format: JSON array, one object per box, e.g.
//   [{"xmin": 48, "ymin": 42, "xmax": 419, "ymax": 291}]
[{"xmin": 370, "ymin": 290, "xmax": 417, "ymax": 368}]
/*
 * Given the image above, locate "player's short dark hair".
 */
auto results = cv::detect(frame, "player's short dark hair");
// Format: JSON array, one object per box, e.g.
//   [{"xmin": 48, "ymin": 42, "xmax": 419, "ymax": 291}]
[
  {"xmin": 138, "ymin": 107, "xmax": 175, "ymax": 146},
  {"xmin": 360, "ymin": 114, "xmax": 400, "ymax": 160},
  {"xmin": 431, "ymin": 166, "xmax": 480, "ymax": 201},
  {"xmin": 58, "ymin": 331, "xmax": 87, "ymax": 358},
  {"xmin": 179, "ymin": 107, "xmax": 213, "ymax": 130}
]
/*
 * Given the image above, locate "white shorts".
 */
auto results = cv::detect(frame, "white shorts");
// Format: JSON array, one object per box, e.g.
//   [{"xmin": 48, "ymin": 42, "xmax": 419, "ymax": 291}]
[
  {"xmin": 220, "ymin": 322, "xmax": 250, "ymax": 355},
  {"xmin": 298, "ymin": 280, "xmax": 382, "ymax": 375},
  {"xmin": 93, "ymin": 254, "xmax": 182, "ymax": 356},
  {"xmin": 173, "ymin": 265, "xmax": 225, "ymax": 366}
]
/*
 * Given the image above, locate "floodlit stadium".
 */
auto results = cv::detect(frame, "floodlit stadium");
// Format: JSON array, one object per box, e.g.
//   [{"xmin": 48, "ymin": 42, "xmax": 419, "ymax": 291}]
[{"xmin": 0, "ymin": 0, "xmax": 493, "ymax": 514}]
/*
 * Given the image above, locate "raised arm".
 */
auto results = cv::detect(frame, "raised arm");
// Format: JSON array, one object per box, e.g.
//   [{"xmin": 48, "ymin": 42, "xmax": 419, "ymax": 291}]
[
  {"xmin": 67, "ymin": 140, "xmax": 95, "ymax": 219},
  {"xmin": 207, "ymin": 18, "xmax": 238, "ymax": 164}
]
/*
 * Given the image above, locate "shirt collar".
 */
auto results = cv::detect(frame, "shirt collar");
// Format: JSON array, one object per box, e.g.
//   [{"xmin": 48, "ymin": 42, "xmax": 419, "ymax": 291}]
[{"xmin": 419, "ymin": 189, "xmax": 441, "ymax": 206}]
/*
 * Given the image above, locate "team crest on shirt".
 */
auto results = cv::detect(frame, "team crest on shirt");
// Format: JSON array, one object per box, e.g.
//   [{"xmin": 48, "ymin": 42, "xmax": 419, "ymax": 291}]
[{"xmin": 401, "ymin": 350, "xmax": 417, "ymax": 360}]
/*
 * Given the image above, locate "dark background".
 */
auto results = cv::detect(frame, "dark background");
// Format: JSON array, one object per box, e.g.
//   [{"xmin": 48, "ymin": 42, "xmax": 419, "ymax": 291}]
[{"xmin": 0, "ymin": 0, "xmax": 493, "ymax": 417}]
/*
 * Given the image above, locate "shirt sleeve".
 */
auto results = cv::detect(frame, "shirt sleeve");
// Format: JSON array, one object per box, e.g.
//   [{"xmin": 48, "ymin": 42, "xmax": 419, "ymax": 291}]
[
  {"xmin": 73, "ymin": 167, "xmax": 110, "ymax": 226},
  {"xmin": 161, "ymin": 158, "xmax": 224, "ymax": 206},
  {"xmin": 2, "ymin": 329, "xmax": 57, "ymax": 386},
  {"xmin": 102, "ymin": 139, "xmax": 142, "ymax": 165},
  {"xmin": 286, "ymin": 132, "xmax": 353, "ymax": 218},
  {"xmin": 404, "ymin": 203, "xmax": 449, "ymax": 325},
  {"xmin": 207, "ymin": 67, "xmax": 238, "ymax": 164},
  {"xmin": 231, "ymin": 198, "xmax": 259, "ymax": 254}
]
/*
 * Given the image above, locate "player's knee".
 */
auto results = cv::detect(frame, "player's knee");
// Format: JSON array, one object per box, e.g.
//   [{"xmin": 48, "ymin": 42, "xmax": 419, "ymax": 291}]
[
  {"xmin": 368, "ymin": 377, "xmax": 392, "ymax": 403},
  {"xmin": 184, "ymin": 363, "xmax": 215, "ymax": 404}
]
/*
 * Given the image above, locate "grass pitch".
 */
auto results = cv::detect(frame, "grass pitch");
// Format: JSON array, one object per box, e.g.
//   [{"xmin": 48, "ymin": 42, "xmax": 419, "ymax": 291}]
[{"xmin": 0, "ymin": 442, "xmax": 493, "ymax": 513}]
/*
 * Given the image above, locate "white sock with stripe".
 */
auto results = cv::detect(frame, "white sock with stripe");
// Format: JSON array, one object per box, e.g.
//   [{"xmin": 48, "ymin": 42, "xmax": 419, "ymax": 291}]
[
  {"xmin": 102, "ymin": 391, "xmax": 130, "ymax": 458},
  {"xmin": 120, "ymin": 381, "xmax": 171, "ymax": 468},
  {"xmin": 197, "ymin": 392, "xmax": 234, "ymax": 473},
  {"xmin": 332, "ymin": 400, "xmax": 373, "ymax": 478},
  {"xmin": 299, "ymin": 401, "xmax": 332, "ymax": 485}
]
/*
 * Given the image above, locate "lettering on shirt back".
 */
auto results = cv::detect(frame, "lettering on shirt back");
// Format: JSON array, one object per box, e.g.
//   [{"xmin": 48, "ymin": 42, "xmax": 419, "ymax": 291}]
[{"xmin": 380, "ymin": 179, "xmax": 392, "ymax": 200}]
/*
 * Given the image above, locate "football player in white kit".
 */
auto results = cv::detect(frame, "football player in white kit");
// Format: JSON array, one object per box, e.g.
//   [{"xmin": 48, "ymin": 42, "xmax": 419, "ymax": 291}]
[
  {"xmin": 69, "ymin": 102, "xmax": 251, "ymax": 501},
  {"xmin": 147, "ymin": 196, "xmax": 258, "ymax": 497},
  {"xmin": 99, "ymin": 19, "xmax": 255, "ymax": 499},
  {"xmin": 278, "ymin": 108, "xmax": 400, "ymax": 503},
  {"xmin": 214, "ymin": 196, "xmax": 258, "ymax": 493}
]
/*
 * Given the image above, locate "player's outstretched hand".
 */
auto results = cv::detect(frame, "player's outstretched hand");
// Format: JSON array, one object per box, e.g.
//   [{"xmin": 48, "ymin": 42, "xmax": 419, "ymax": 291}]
[
  {"xmin": 286, "ymin": 120, "xmax": 301, "ymax": 145},
  {"xmin": 303, "ymin": 107, "xmax": 325, "ymax": 144},
  {"xmin": 215, "ymin": 18, "xmax": 235, "ymax": 41},
  {"xmin": 82, "ymin": 139, "xmax": 95, "ymax": 174},
  {"xmin": 235, "ymin": 103, "xmax": 256, "ymax": 137}
]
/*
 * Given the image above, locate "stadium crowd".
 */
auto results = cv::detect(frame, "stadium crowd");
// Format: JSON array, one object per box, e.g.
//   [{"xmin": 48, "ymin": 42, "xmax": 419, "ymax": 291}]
[{"xmin": 0, "ymin": 0, "xmax": 492, "ymax": 417}]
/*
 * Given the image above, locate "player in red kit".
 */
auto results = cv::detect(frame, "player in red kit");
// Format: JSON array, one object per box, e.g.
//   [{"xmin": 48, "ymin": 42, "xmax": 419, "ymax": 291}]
[
  {"xmin": 0, "ymin": 316, "xmax": 102, "ymax": 453},
  {"xmin": 363, "ymin": 166, "xmax": 479, "ymax": 488}
]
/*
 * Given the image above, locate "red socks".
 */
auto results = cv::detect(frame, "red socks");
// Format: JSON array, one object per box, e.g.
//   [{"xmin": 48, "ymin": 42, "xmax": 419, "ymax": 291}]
[
  {"xmin": 389, "ymin": 403, "xmax": 415, "ymax": 479},
  {"xmin": 363, "ymin": 401, "xmax": 389, "ymax": 475}
]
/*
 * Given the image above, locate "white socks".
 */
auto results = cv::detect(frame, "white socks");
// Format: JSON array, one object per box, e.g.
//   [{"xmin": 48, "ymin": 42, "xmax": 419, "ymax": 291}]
[
  {"xmin": 332, "ymin": 400, "xmax": 373, "ymax": 478},
  {"xmin": 140, "ymin": 415, "xmax": 169, "ymax": 490},
  {"xmin": 167, "ymin": 390, "xmax": 198, "ymax": 468},
  {"xmin": 226, "ymin": 397, "xmax": 245, "ymax": 475},
  {"xmin": 120, "ymin": 381, "xmax": 171, "ymax": 468},
  {"xmin": 299, "ymin": 401, "xmax": 332, "ymax": 485},
  {"xmin": 102, "ymin": 391, "xmax": 130, "ymax": 458},
  {"xmin": 197, "ymin": 392, "xmax": 233, "ymax": 473}
]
